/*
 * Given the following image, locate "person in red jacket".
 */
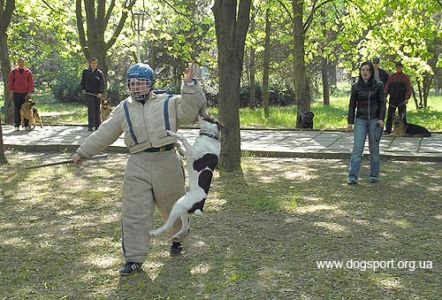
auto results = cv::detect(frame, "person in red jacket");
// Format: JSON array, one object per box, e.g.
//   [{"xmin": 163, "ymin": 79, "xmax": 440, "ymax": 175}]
[
  {"xmin": 384, "ymin": 62, "xmax": 412, "ymax": 134},
  {"xmin": 8, "ymin": 58, "xmax": 35, "ymax": 130}
]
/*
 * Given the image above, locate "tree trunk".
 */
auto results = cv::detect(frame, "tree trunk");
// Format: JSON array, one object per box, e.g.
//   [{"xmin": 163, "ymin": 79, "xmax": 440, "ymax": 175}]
[
  {"xmin": 0, "ymin": 0, "xmax": 14, "ymax": 164},
  {"xmin": 292, "ymin": 0, "xmax": 309, "ymax": 128},
  {"xmin": 435, "ymin": 68, "xmax": 442, "ymax": 93},
  {"xmin": 329, "ymin": 62, "xmax": 337, "ymax": 92},
  {"xmin": 321, "ymin": 60, "xmax": 330, "ymax": 105},
  {"xmin": 0, "ymin": 34, "xmax": 13, "ymax": 124},
  {"xmin": 212, "ymin": 0, "xmax": 251, "ymax": 172},
  {"xmin": 0, "ymin": 113, "xmax": 6, "ymax": 164},
  {"xmin": 423, "ymin": 73, "xmax": 432, "ymax": 108},
  {"xmin": 76, "ymin": 0, "xmax": 136, "ymax": 85},
  {"xmin": 0, "ymin": 0, "xmax": 15, "ymax": 125},
  {"xmin": 411, "ymin": 87, "xmax": 419, "ymax": 111},
  {"xmin": 249, "ymin": 14, "xmax": 256, "ymax": 109},
  {"xmin": 416, "ymin": 81, "xmax": 423, "ymax": 108},
  {"xmin": 262, "ymin": 7, "xmax": 271, "ymax": 119}
]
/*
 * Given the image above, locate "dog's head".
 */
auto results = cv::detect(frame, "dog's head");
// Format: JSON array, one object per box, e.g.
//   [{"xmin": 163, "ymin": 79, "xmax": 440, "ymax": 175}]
[
  {"xmin": 198, "ymin": 114, "xmax": 223, "ymax": 137},
  {"xmin": 101, "ymin": 99, "xmax": 111, "ymax": 110},
  {"xmin": 393, "ymin": 116, "xmax": 406, "ymax": 136},
  {"xmin": 22, "ymin": 99, "xmax": 35, "ymax": 109}
]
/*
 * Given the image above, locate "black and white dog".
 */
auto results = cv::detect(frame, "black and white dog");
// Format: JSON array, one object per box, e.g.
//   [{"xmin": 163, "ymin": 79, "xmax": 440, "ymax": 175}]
[{"xmin": 149, "ymin": 114, "xmax": 222, "ymax": 238}]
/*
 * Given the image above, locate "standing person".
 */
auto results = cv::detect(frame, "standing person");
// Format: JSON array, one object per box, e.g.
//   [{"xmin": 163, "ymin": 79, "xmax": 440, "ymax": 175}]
[
  {"xmin": 384, "ymin": 62, "xmax": 412, "ymax": 134},
  {"xmin": 8, "ymin": 58, "xmax": 35, "ymax": 130},
  {"xmin": 72, "ymin": 62, "xmax": 206, "ymax": 276},
  {"xmin": 80, "ymin": 58, "xmax": 105, "ymax": 131},
  {"xmin": 347, "ymin": 62, "xmax": 386, "ymax": 185},
  {"xmin": 372, "ymin": 57, "xmax": 389, "ymax": 85}
]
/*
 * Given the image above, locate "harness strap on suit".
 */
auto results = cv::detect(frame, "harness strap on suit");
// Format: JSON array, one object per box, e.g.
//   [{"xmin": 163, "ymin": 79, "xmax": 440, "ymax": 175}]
[{"xmin": 123, "ymin": 100, "xmax": 139, "ymax": 145}]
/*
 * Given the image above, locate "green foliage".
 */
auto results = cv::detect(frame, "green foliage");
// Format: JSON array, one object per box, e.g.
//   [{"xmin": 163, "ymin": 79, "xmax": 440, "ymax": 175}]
[
  {"xmin": 106, "ymin": 81, "xmax": 128, "ymax": 105},
  {"xmin": 52, "ymin": 72, "xmax": 82, "ymax": 103},
  {"xmin": 8, "ymin": 1, "xmax": 83, "ymax": 93},
  {"xmin": 2, "ymin": 0, "xmax": 441, "ymax": 120}
]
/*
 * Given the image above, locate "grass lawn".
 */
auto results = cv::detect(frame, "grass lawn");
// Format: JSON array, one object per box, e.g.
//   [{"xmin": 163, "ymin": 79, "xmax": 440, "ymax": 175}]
[
  {"xmin": 1, "ymin": 152, "xmax": 441, "ymax": 299},
  {"xmin": 1, "ymin": 94, "xmax": 441, "ymax": 131}
]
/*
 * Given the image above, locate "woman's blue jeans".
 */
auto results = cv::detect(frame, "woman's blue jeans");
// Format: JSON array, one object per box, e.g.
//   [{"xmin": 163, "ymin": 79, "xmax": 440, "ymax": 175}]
[{"xmin": 348, "ymin": 118, "xmax": 382, "ymax": 182}]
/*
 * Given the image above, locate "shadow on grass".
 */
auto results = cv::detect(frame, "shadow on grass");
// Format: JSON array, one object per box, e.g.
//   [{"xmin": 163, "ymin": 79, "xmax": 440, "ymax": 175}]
[{"xmin": 0, "ymin": 154, "xmax": 440, "ymax": 299}]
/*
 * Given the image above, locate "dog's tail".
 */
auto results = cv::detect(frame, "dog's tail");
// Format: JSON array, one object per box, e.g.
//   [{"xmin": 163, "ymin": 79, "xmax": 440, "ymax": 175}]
[
  {"xmin": 149, "ymin": 199, "xmax": 188, "ymax": 237},
  {"xmin": 32, "ymin": 107, "xmax": 43, "ymax": 128}
]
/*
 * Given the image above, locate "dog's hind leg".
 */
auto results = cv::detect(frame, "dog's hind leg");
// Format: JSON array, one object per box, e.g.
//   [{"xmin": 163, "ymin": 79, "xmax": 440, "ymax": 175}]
[
  {"xmin": 149, "ymin": 200, "xmax": 189, "ymax": 237},
  {"xmin": 172, "ymin": 215, "xmax": 190, "ymax": 240}
]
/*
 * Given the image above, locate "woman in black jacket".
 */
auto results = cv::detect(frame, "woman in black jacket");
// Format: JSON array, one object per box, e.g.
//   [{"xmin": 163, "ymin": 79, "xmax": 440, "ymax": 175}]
[{"xmin": 347, "ymin": 61, "xmax": 386, "ymax": 185}]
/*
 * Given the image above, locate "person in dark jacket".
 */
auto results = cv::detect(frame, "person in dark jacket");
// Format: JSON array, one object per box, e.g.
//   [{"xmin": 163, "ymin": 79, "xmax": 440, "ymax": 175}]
[
  {"xmin": 80, "ymin": 57, "xmax": 105, "ymax": 131},
  {"xmin": 384, "ymin": 62, "xmax": 412, "ymax": 134},
  {"xmin": 347, "ymin": 61, "xmax": 386, "ymax": 185},
  {"xmin": 372, "ymin": 57, "xmax": 389, "ymax": 85},
  {"xmin": 8, "ymin": 58, "xmax": 35, "ymax": 130}
]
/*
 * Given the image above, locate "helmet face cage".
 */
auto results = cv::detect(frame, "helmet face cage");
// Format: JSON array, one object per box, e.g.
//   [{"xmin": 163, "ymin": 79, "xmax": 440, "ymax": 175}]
[
  {"xmin": 126, "ymin": 63, "xmax": 155, "ymax": 101},
  {"xmin": 128, "ymin": 78, "xmax": 152, "ymax": 101}
]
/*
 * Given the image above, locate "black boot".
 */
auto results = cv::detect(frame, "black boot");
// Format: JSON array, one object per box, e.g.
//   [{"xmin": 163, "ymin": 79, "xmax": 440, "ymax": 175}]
[
  {"xmin": 170, "ymin": 242, "xmax": 183, "ymax": 256},
  {"xmin": 119, "ymin": 262, "xmax": 142, "ymax": 276}
]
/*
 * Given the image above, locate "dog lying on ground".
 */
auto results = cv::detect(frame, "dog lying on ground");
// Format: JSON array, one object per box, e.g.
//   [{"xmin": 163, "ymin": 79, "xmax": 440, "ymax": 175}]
[
  {"xmin": 149, "ymin": 114, "xmax": 222, "ymax": 239},
  {"xmin": 299, "ymin": 110, "xmax": 314, "ymax": 129},
  {"xmin": 20, "ymin": 98, "xmax": 43, "ymax": 130},
  {"xmin": 100, "ymin": 99, "xmax": 112, "ymax": 122},
  {"xmin": 393, "ymin": 116, "xmax": 431, "ymax": 137}
]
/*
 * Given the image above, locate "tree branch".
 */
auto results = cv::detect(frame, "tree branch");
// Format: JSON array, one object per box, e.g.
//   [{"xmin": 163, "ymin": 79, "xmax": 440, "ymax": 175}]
[
  {"xmin": 275, "ymin": 0, "xmax": 293, "ymax": 23},
  {"xmin": 159, "ymin": 0, "xmax": 193, "ymax": 20},
  {"xmin": 0, "ymin": 0, "xmax": 15, "ymax": 35},
  {"xmin": 41, "ymin": 0, "xmax": 61, "ymax": 14},
  {"xmin": 106, "ymin": 0, "xmax": 136, "ymax": 50},
  {"xmin": 75, "ymin": 0, "xmax": 89, "ymax": 59},
  {"xmin": 104, "ymin": 0, "xmax": 115, "ymax": 27},
  {"xmin": 97, "ymin": 0, "xmax": 106, "ymax": 35},
  {"xmin": 304, "ymin": 0, "xmax": 334, "ymax": 33}
]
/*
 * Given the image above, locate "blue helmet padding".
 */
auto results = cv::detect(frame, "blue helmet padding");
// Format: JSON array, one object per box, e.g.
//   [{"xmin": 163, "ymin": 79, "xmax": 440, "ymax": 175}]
[{"xmin": 127, "ymin": 63, "xmax": 155, "ymax": 87}]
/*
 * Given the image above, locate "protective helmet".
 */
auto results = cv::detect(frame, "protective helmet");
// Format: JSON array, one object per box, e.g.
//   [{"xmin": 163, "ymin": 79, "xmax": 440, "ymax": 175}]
[{"xmin": 127, "ymin": 63, "xmax": 155, "ymax": 101}]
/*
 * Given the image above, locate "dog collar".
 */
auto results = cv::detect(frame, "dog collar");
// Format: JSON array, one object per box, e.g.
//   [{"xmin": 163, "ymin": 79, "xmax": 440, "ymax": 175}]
[{"xmin": 200, "ymin": 132, "xmax": 219, "ymax": 140}]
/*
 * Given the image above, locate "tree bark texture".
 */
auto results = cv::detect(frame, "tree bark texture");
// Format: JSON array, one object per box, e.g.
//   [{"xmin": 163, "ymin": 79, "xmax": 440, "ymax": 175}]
[
  {"xmin": 0, "ymin": 0, "xmax": 15, "ymax": 125},
  {"xmin": 249, "ymin": 14, "xmax": 256, "ymax": 109},
  {"xmin": 0, "ymin": 113, "xmax": 6, "ymax": 164},
  {"xmin": 0, "ymin": 35, "xmax": 12, "ymax": 124},
  {"xmin": 321, "ymin": 60, "xmax": 330, "ymax": 105},
  {"xmin": 292, "ymin": 0, "xmax": 310, "ymax": 128},
  {"xmin": 262, "ymin": 7, "xmax": 271, "ymax": 118},
  {"xmin": 212, "ymin": 0, "xmax": 251, "ymax": 172}
]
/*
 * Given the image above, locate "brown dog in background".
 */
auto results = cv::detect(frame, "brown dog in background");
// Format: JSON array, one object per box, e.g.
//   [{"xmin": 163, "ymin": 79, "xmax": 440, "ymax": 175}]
[
  {"xmin": 20, "ymin": 98, "xmax": 43, "ymax": 130},
  {"xmin": 393, "ymin": 115, "xmax": 431, "ymax": 137},
  {"xmin": 100, "ymin": 98, "xmax": 112, "ymax": 122}
]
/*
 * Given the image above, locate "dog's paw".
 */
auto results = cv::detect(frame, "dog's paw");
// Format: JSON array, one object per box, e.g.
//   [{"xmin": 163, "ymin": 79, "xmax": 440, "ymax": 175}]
[{"xmin": 193, "ymin": 209, "xmax": 203, "ymax": 216}]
